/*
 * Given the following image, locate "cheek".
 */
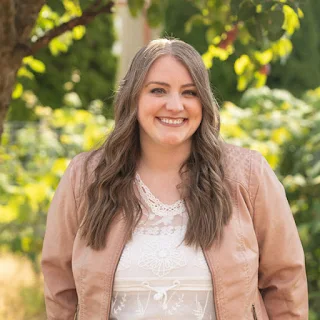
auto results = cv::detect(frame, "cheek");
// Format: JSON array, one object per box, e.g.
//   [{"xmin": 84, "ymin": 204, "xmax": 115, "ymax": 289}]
[
  {"xmin": 193, "ymin": 103, "xmax": 202, "ymax": 122},
  {"xmin": 138, "ymin": 96, "xmax": 158, "ymax": 117}
]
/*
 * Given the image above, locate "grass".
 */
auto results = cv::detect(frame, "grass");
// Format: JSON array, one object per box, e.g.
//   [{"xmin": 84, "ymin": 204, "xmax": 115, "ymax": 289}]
[{"xmin": 0, "ymin": 253, "xmax": 46, "ymax": 320}]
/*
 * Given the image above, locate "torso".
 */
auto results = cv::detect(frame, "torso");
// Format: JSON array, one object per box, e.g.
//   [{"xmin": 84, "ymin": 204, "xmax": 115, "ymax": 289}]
[{"xmin": 110, "ymin": 174, "xmax": 215, "ymax": 319}]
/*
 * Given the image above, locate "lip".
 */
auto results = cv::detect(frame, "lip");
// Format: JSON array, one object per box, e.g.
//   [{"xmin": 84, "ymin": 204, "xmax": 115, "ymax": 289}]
[{"xmin": 156, "ymin": 117, "xmax": 187, "ymax": 127}]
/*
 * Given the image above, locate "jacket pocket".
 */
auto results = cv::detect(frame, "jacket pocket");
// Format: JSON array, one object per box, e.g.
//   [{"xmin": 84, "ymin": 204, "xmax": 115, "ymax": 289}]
[{"xmin": 252, "ymin": 304, "xmax": 258, "ymax": 320}]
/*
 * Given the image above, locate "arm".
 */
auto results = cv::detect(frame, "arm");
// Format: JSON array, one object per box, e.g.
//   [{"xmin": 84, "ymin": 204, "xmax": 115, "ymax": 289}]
[
  {"xmin": 250, "ymin": 152, "xmax": 308, "ymax": 319},
  {"xmin": 41, "ymin": 156, "xmax": 82, "ymax": 320}
]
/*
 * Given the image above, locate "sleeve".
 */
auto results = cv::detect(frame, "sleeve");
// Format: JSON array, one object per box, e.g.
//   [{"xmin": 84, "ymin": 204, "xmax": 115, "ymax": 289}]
[
  {"xmin": 250, "ymin": 151, "xmax": 308, "ymax": 319},
  {"xmin": 41, "ymin": 156, "xmax": 82, "ymax": 320}
]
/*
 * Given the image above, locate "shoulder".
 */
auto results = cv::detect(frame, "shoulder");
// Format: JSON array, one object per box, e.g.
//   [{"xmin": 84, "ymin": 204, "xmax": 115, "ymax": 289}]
[
  {"xmin": 67, "ymin": 149, "xmax": 103, "ymax": 198},
  {"xmin": 221, "ymin": 142, "xmax": 265, "ymax": 192},
  {"xmin": 69, "ymin": 149, "xmax": 103, "ymax": 174}
]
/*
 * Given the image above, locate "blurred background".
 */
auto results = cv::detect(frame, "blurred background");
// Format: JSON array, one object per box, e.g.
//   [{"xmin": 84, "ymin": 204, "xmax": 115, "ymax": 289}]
[{"xmin": 0, "ymin": 0, "xmax": 319, "ymax": 319}]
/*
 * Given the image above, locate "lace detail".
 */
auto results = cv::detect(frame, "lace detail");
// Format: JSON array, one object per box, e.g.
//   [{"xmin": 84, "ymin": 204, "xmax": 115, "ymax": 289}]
[
  {"xmin": 138, "ymin": 237, "xmax": 187, "ymax": 278},
  {"xmin": 193, "ymin": 292, "xmax": 212, "ymax": 320},
  {"xmin": 111, "ymin": 173, "xmax": 215, "ymax": 319},
  {"xmin": 134, "ymin": 225, "xmax": 187, "ymax": 236},
  {"xmin": 112, "ymin": 292, "xmax": 127, "ymax": 316},
  {"xmin": 135, "ymin": 174, "xmax": 186, "ymax": 219}
]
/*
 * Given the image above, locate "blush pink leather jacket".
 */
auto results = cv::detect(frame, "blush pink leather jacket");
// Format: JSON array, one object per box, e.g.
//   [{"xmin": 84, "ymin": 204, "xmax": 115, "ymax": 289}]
[{"xmin": 41, "ymin": 143, "xmax": 308, "ymax": 319}]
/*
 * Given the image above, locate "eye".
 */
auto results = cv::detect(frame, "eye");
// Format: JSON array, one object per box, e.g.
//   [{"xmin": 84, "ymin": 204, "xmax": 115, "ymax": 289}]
[
  {"xmin": 150, "ymin": 88, "xmax": 166, "ymax": 94},
  {"xmin": 183, "ymin": 90, "xmax": 197, "ymax": 97}
]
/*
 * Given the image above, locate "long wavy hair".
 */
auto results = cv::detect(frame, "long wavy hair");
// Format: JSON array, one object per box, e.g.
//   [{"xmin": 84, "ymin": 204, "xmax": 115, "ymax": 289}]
[{"xmin": 81, "ymin": 38, "xmax": 233, "ymax": 250}]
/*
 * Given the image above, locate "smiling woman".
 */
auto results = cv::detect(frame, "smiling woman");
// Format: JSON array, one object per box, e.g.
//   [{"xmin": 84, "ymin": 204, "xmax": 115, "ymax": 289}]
[
  {"xmin": 41, "ymin": 38, "xmax": 308, "ymax": 319},
  {"xmin": 138, "ymin": 55, "xmax": 202, "ymax": 150}
]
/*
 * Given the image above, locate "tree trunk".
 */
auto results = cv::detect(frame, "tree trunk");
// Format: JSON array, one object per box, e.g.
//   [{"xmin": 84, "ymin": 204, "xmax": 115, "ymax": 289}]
[
  {"xmin": 0, "ymin": 0, "xmax": 44, "ymax": 142},
  {"xmin": 0, "ymin": 0, "xmax": 114, "ymax": 142},
  {"xmin": 0, "ymin": 52, "xmax": 22, "ymax": 139}
]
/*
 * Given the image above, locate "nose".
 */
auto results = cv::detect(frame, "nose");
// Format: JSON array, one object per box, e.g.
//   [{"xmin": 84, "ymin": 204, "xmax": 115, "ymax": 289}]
[{"xmin": 166, "ymin": 93, "xmax": 184, "ymax": 112}]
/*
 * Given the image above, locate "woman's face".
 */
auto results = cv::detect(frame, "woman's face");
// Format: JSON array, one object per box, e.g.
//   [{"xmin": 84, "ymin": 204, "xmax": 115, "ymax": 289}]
[{"xmin": 137, "ymin": 55, "xmax": 202, "ymax": 151}]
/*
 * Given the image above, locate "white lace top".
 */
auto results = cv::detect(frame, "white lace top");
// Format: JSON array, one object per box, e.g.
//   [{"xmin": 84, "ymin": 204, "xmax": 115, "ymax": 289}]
[{"xmin": 110, "ymin": 175, "xmax": 216, "ymax": 320}]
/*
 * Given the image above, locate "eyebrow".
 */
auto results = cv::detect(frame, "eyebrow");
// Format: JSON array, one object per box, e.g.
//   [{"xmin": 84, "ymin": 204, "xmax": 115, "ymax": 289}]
[{"xmin": 145, "ymin": 81, "xmax": 196, "ymax": 88}]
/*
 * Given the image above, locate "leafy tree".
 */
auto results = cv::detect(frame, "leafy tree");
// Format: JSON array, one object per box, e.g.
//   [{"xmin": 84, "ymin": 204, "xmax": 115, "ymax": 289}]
[
  {"xmin": 221, "ymin": 86, "xmax": 320, "ymax": 318},
  {"xmin": 0, "ymin": 0, "xmax": 117, "ymax": 139},
  {"xmin": 9, "ymin": 12, "xmax": 117, "ymax": 120},
  {"xmin": 163, "ymin": 0, "xmax": 305, "ymax": 102},
  {"xmin": 0, "ymin": 92, "xmax": 113, "ymax": 271},
  {"xmin": 162, "ymin": 0, "xmax": 240, "ymax": 103},
  {"xmin": 268, "ymin": 0, "xmax": 320, "ymax": 97}
]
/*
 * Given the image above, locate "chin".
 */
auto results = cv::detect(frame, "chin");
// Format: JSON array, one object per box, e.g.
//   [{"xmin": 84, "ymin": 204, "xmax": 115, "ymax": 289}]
[{"xmin": 160, "ymin": 137, "xmax": 187, "ymax": 146}]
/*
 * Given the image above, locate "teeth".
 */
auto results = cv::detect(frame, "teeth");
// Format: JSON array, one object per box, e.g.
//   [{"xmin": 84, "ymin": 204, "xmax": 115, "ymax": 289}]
[{"xmin": 159, "ymin": 118, "xmax": 184, "ymax": 125}]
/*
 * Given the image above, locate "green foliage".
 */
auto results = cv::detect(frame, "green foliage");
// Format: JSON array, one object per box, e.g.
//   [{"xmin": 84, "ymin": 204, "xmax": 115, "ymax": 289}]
[
  {"xmin": 127, "ymin": 0, "xmax": 145, "ymax": 17},
  {"xmin": 0, "ymin": 94, "xmax": 114, "ymax": 270},
  {"xmin": 9, "ymin": 0, "xmax": 117, "ymax": 121},
  {"xmin": 163, "ymin": 0, "xmax": 319, "ymax": 103},
  {"xmin": 220, "ymin": 86, "xmax": 320, "ymax": 316},
  {"xmin": 127, "ymin": 0, "xmax": 166, "ymax": 27},
  {"xmin": 268, "ymin": 0, "xmax": 320, "ymax": 98},
  {"xmin": 195, "ymin": 0, "xmax": 302, "ymax": 90},
  {"xmin": 163, "ymin": 0, "xmax": 303, "ymax": 94},
  {"xmin": 32, "ymin": 13, "xmax": 117, "ymax": 118},
  {"xmin": 162, "ymin": 0, "xmax": 241, "ymax": 104}
]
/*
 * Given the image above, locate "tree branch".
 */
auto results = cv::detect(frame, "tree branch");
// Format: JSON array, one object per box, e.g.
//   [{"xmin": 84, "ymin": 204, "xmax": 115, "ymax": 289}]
[{"xmin": 28, "ymin": 0, "xmax": 115, "ymax": 56}]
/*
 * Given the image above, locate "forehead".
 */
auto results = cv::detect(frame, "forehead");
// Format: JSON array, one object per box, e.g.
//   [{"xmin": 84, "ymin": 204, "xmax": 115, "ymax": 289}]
[{"xmin": 144, "ymin": 55, "xmax": 193, "ymax": 82}]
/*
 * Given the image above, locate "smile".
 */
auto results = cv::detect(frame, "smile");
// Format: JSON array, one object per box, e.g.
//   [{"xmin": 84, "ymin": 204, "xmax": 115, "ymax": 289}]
[{"xmin": 157, "ymin": 117, "xmax": 186, "ymax": 125}]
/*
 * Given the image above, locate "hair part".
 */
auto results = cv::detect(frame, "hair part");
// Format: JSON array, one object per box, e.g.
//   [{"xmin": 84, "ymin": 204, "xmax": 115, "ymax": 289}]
[{"xmin": 81, "ymin": 38, "xmax": 232, "ymax": 250}]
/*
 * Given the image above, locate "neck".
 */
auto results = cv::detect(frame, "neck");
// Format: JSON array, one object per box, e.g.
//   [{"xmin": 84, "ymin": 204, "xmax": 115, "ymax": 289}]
[{"xmin": 138, "ymin": 141, "xmax": 191, "ymax": 175}]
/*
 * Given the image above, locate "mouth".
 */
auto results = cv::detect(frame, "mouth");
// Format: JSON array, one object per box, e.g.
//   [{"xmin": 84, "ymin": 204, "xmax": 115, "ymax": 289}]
[{"xmin": 157, "ymin": 117, "xmax": 187, "ymax": 126}]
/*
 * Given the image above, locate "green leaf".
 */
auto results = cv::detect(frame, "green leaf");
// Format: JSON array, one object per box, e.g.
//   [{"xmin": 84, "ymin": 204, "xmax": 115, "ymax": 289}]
[
  {"xmin": 49, "ymin": 37, "xmax": 69, "ymax": 56},
  {"xmin": 246, "ymin": 20, "xmax": 264, "ymax": 43},
  {"xmin": 79, "ymin": 0, "xmax": 92, "ymax": 10},
  {"xmin": 268, "ymin": 28, "xmax": 286, "ymax": 41},
  {"xmin": 282, "ymin": 4, "xmax": 300, "ymax": 35},
  {"xmin": 72, "ymin": 25, "xmax": 86, "ymax": 40},
  {"xmin": 261, "ymin": 1, "xmax": 278, "ymax": 11},
  {"xmin": 29, "ymin": 59, "xmax": 46, "ymax": 73},
  {"xmin": 238, "ymin": 0, "xmax": 256, "ymax": 21},
  {"xmin": 0, "ymin": 204, "xmax": 18, "ymax": 223},
  {"xmin": 23, "ymin": 56, "xmax": 46, "ymax": 73},
  {"xmin": 268, "ymin": 10, "xmax": 285, "ymax": 34},
  {"xmin": 185, "ymin": 14, "xmax": 206, "ymax": 34},
  {"xmin": 205, "ymin": 27, "xmax": 220, "ymax": 43},
  {"xmin": 234, "ymin": 54, "xmax": 251, "ymax": 75},
  {"xmin": 63, "ymin": 0, "xmax": 82, "ymax": 16},
  {"xmin": 17, "ymin": 67, "xmax": 35, "ymax": 80},
  {"xmin": 127, "ymin": 0, "xmax": 144, "ymax": 17},
  {"xmin": 146, "ymin": 2, "xmax": 164, "ymax": 28},
  {"xmin": 21, "ymin": 236, "xmax": 32, "ymax": 252},
  {"xmin": 230, "ymin": 0, "xmax": 241, "ymax": 15},
  {"xmin": 47, "ymin": 0, "xmax": 65, "ymax": 15},
  {"xmin": 12, "ymin": 83, "xmax": 23, "ymax": 99}
]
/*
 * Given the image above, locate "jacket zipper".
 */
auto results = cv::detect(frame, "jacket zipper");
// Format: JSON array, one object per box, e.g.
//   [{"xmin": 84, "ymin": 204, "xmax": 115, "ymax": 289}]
[
  {"xmin": 252, "ymin": 304, "xmax": 258, "ymax": 320},
  {"xmin": 74, "ymin": 304, "xmax": 78, "ymax": 320},
  {"xmin": 203, "ymin": 249, "xmax": 220, "ymax": 320}
]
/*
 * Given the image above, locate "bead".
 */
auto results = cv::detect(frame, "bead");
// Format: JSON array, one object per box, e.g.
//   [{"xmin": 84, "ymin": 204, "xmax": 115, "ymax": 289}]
[{"xmin": 153, "ymin": 292, "xmax": 164, "ymax": 300}]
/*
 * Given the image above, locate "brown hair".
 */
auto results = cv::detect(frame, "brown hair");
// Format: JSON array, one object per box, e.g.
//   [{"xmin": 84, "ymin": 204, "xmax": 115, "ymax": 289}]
[{"xmin": 81, "ymin": 38, "xmax": 232, "ymax": 250}]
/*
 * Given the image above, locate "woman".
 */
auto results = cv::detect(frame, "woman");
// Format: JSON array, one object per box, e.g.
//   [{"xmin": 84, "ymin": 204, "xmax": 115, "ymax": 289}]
[{"xmin": 41, "ymin": 38, "xmax": 308, "ymax": 319}]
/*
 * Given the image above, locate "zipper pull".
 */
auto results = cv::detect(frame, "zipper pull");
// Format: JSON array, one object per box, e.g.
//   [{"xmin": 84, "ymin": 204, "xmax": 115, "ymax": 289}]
[{"xmin": 252, "ymin": 304, "xmax": 258, "ymax": 320}]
